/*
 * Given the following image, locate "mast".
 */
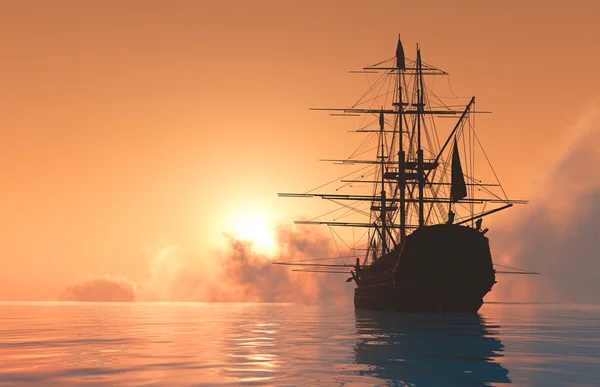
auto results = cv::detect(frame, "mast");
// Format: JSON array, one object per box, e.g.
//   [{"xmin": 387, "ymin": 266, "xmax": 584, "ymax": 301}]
[
  {"xmin": 378, "ymin": 110, "xmax": 387, "ymax": 254},
  {"xmin": 396, "ymin": 36, "xmax": 406, "ymax": 243},
  {"xmin": 416, "ymin": 46, "xmax": 425, "ymax": 227}
]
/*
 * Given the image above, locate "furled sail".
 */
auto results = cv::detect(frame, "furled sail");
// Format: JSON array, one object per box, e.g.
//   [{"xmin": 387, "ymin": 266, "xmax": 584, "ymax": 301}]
[
  {"xmin": 451, "ymin": 138, "xmax": 467, "ymax": 202},
  {"xmin": 396, "ymin": 37, "xmax": 406, "ymax": 70}
]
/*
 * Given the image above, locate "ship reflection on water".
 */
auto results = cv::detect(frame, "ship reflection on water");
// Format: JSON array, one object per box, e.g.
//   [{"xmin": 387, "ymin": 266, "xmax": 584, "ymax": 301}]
[{"xmin": 354, "ymin": 311, "xmax": 510, "ymax": 386}]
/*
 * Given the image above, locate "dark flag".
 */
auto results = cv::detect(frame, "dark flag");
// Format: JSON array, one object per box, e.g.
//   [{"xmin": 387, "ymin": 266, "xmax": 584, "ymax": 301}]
[
  {"xmin": 451, "ymin": 138, "xmax": 467, "ymax": 202},
  {"xmin": 379, "ymin": 110, "xmax": 385, "ymax": 130},
  {"xmin": 396, "ymin": 36, "xmax": 406, "ymax": 70}
]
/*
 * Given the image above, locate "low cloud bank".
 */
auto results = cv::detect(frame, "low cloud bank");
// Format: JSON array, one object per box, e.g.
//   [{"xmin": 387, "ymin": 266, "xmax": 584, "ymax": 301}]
[{"xmin": 60, "ymin": 275, "xmax": 136, "ymax": 302}]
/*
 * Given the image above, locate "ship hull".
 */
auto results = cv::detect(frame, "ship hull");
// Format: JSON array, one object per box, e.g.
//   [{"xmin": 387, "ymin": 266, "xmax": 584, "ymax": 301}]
[
  {"xmin": 354, "ymin": 288, "xmax": 485, "ymax": 313},
  {"xmin": 353, "ymin": 224, "xmax": 495, "ymax": 313}
]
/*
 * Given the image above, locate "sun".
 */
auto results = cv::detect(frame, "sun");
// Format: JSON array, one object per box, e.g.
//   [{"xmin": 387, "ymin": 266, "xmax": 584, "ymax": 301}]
[{"xmin": 228, "ymin": 213, "xmax": 276, "ymax": 253}]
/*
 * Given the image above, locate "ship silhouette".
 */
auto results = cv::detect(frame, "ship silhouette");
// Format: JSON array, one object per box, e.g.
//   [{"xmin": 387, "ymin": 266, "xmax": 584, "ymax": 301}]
[{"xmin": 277, "ymin": 36, "xmax": 535, "ymax": 312}]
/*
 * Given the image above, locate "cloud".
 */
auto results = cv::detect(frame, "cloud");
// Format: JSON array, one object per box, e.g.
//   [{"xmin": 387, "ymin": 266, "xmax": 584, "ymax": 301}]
[
  {"xmin": 491, "ymin": 102, "xmax": 600, "ymax": 303},
  {"xmin": 60, "ymin": 275, "xmax": 136, "ymax": 302},
  {"xmin": 139, "ymin": 227, "xmax": 354, "ymax": 304},
  {"xmin": 59, "ymin": 227, "xmax": 354, "ymax": 304}
]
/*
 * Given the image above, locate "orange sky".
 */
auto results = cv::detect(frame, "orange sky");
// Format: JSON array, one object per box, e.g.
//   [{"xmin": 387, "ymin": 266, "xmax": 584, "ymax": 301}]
[{"xmin": 1, "ymin": 1, "xmax": 599, "ymax": 300}]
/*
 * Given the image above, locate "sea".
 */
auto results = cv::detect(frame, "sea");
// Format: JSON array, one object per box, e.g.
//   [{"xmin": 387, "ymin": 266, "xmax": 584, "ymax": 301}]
[{"xmin": 0, "ymin": 302, "xmax": 598, "ymax": 386}]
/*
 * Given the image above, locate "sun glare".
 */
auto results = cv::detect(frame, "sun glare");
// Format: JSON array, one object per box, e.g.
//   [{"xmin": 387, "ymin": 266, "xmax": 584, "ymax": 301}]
[{"xmin": 229, "ymin": 213, "xmax": 276, "ymax": 253}]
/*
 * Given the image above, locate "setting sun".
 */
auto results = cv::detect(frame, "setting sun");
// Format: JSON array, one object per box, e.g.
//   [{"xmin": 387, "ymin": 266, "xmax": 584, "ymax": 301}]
[{"xmin": 228, "ymin": 213, "xmax": 277, "ymax": 253}]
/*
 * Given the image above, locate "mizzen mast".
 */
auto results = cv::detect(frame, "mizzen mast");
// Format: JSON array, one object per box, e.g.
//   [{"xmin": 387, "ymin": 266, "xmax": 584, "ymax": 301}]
[{"xmin": 378, "ymin": 109, "xmax": 388, "ymax": 254}]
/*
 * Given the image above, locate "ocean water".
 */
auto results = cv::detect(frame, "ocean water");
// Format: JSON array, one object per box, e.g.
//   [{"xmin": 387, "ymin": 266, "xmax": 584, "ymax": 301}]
[{"xmin": 0, "ymin": 302, "xmax": 599, "ymax": 386}]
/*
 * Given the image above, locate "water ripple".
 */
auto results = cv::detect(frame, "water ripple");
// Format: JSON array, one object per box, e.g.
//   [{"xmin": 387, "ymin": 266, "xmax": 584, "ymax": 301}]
[{"xmin": 0, "ymin": 302, "xmax": 599, "ymax": 386}]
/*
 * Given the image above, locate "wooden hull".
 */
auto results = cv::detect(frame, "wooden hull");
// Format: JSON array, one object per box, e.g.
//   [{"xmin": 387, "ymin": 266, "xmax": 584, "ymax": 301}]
[
  {"xmin": 353, "ymin": 224, "xmax": 495, "ymax": 313},
  {"xmin": 354, "ymin": 287, "xmax": 486, "ymax": 313}
]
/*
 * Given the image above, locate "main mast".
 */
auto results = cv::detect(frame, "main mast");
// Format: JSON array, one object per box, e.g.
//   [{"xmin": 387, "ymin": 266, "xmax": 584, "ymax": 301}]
[
  {"xmin": 396, "ymin": 37, "xmax": 406, "ymax": 243},
  {"xmin": 416, "ymin": 46, "xmax": 425, "ymax": 227}
]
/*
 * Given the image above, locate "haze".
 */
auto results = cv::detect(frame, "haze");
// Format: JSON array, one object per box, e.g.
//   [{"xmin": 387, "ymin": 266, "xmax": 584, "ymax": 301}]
[{"xmin": 1, "ymin": 1, "xmax": 599, "ymax": 302}]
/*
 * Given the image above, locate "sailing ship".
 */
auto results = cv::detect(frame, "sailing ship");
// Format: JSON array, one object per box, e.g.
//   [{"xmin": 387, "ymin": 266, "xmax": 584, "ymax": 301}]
[{"xmin": 277, "ymin": 36, "xmax": 533, "ymax": 313}]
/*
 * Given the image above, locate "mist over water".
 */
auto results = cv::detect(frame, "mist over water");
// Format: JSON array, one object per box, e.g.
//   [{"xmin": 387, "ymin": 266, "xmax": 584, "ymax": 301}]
[
  {"xmin": 60, "ymin": 227, "xmax": 353, "ymax": 304},
  {"xmin": 493, "ymin": 104, "xmax": 600, "ymax": 304}
]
